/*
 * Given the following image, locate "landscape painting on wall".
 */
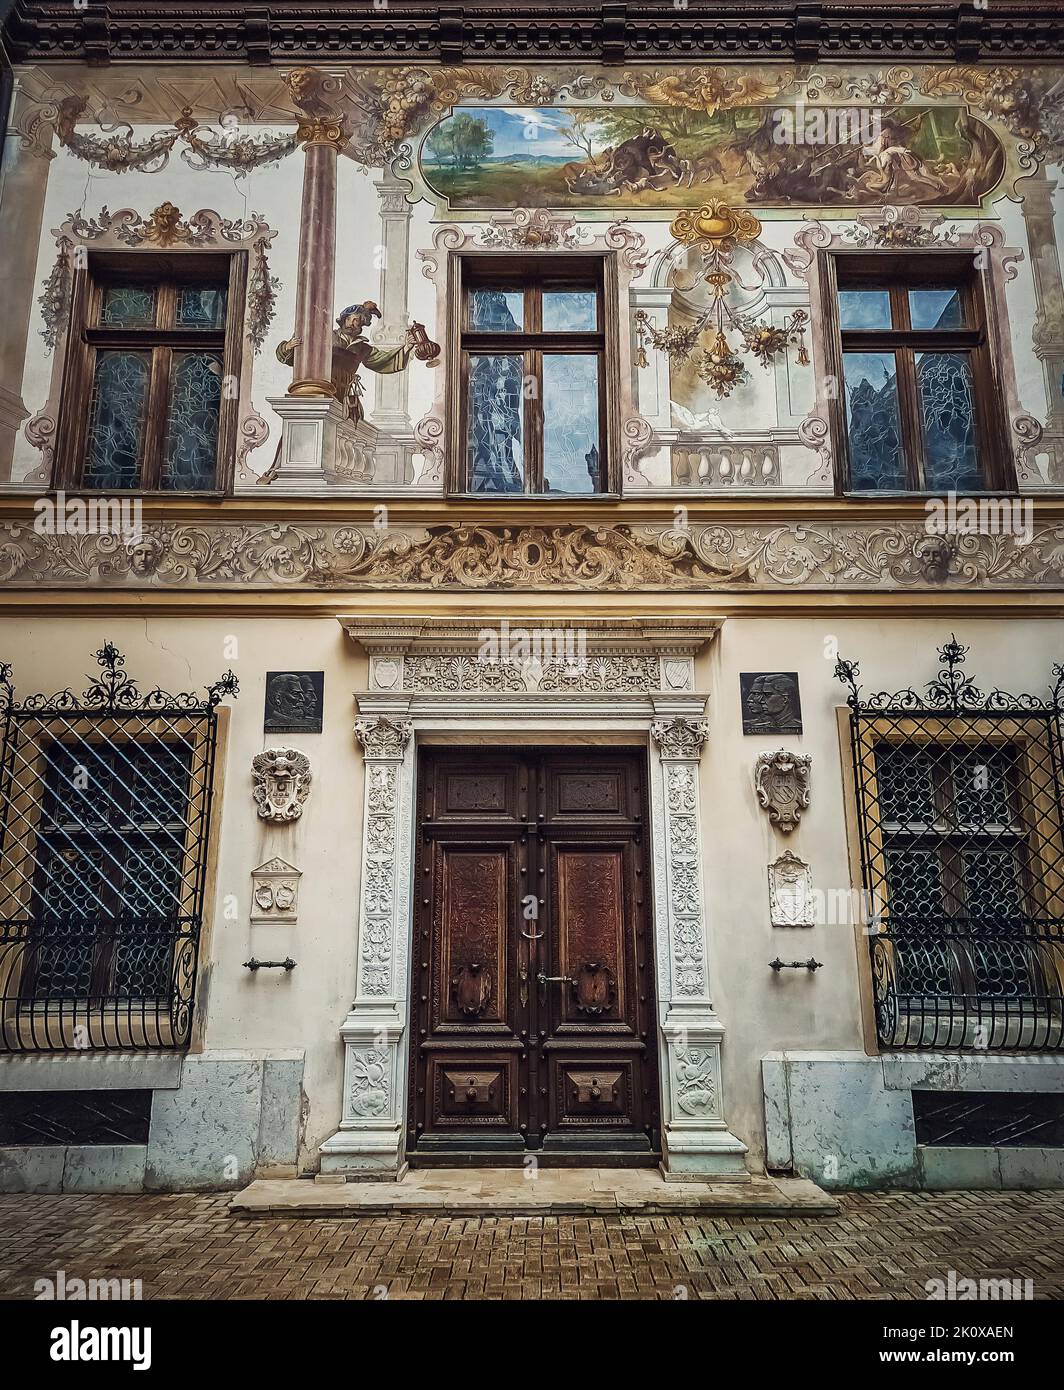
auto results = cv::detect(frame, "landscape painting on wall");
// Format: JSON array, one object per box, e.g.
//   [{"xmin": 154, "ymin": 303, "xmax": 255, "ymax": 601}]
[{"xmin": 419, "ymin": 104, "xmax": 1006, "ymax": 210}]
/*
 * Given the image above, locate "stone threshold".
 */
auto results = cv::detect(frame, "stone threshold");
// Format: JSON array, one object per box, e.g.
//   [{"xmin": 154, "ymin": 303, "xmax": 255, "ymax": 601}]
[{"xmin": 230, "ymin": 1168, "xmax": 837, "ymax": 1218}]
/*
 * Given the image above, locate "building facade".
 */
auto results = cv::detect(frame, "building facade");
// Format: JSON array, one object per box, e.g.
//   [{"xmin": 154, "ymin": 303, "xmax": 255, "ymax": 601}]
[{"xmin": 1, "ymin": 0, "xmax": 1063, "ymax": 1193}]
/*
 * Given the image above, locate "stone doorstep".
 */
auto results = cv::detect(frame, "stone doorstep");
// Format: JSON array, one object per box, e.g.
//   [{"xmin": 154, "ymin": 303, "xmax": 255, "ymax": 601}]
[{"xmin": 229, "ymin": 1169, "xmax": 837, "ymax": 1218}]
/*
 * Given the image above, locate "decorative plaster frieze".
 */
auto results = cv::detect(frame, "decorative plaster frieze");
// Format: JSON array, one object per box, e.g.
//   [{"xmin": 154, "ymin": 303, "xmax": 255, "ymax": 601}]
[{"xmin": 3, "ymin": 519, "xmax": 1064, "ymax": 591}]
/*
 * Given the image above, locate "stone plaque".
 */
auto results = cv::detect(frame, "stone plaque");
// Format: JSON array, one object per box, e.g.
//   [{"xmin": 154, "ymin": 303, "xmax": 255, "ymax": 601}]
[
  {"xmin": 264, "ymin": 671, "xmax": 324, "ymax": 733},
  {"xmin": 768, "ymin": 851, "xmax": 814, "ymax": 927},
  {"xmin": 740, "ymin": 671, "xmax": 802, "ymax": 735}
]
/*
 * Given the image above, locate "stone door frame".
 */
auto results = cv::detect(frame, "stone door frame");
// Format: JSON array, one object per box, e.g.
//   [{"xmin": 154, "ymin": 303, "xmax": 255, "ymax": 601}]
[{"xmin": 319, "ymin": 616, "xmax": 748, "ymax": 1181}]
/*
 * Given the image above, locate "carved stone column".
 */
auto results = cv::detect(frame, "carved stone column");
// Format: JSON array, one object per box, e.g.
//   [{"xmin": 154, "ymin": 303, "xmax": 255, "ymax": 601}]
[
  {"xmin": 650, "ymin": 717, "xmax": 748, "ymax": 1179},
  {"xmin": 0, "ymin": 89, "xmax": 56, "ymax": 481},
  {"xmin": 319, "ymin": 715, "xmax": 415, "ymax": 1176}
]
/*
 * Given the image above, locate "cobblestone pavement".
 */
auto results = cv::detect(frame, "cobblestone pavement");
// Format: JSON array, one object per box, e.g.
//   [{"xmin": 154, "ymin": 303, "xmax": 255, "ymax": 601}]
[{"xmin": 1, "ymin": 1190, "xmax": 1061, "ymax": 1300}]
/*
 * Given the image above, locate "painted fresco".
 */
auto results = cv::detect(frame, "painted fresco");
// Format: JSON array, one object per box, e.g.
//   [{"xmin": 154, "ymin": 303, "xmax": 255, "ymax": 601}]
[{"xmin": 419, "ymin": 104, "xmax": 1005, "ymax": 210}]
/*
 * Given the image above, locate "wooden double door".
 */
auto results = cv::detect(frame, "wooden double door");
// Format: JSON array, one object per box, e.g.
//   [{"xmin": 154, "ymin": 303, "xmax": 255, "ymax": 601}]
[{"xmin": 409, "ymin": 747, "xmax": 660, "ymax": 1164}]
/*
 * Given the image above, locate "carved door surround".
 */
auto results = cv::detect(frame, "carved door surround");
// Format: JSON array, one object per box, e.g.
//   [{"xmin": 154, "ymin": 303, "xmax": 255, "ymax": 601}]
[
  {"xmin": 319, "ymin": 615, "xmax": 749, "ymax": 1181},
  {"xmin": 410, "ymin": 746, "xmax": 658, "ymax": 1164}
]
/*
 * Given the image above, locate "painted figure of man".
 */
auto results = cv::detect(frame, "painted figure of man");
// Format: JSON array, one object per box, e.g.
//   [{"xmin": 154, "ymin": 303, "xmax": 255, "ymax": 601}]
[{"xmin": 276, "ymin": 301, "xmax": 417, "ymax": 425}]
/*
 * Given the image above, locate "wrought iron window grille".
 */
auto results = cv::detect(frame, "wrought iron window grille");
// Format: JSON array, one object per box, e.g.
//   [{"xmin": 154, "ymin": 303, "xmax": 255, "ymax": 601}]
[
  {"xmin": 835, "ymin": 636, "xmax": 1064, "ymax": 1051},
  {"xmin": 0, "ymin": 642, "xmax": 237, "ymax": 1052}
]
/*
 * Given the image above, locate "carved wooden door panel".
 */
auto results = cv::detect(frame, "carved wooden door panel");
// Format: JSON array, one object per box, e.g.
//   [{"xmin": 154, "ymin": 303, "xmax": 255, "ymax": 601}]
[{"xmin": 410, "ymin": 748, "xmax": 659, "ymax": 1164}]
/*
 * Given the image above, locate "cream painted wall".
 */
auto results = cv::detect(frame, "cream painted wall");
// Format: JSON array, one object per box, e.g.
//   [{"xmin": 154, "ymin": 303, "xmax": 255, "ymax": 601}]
[{"xmin": 1, "ymin": 611, "xmax": 1061, "ymax": 1173}]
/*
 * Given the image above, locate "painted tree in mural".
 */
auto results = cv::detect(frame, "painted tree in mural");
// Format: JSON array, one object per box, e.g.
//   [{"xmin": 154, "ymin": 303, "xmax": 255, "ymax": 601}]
[{"xmin": 426, "ymin": 114, "xmax": 494, "ymax": 169}]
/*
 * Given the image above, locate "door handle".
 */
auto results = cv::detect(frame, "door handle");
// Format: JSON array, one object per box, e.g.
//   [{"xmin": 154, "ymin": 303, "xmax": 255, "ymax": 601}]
[{"xmin": 536, "ymin": 973, "xmax": 574, "ymax": 986}]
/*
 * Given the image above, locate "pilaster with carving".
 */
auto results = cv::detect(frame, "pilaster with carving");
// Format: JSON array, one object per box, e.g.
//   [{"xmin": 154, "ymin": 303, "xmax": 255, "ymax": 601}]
[
  {"xmin": 650, "ymin": 717, "xmax": 748, "ymax": 1179},
  {"xmin": 320, "ymin": 714, "xmax": 414, "ymax": 1175}
]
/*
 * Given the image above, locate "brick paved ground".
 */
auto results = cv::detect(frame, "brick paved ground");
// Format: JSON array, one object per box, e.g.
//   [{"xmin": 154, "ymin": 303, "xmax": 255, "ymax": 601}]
[{"xmin": 0, "ymin": 1190, "xmax": 1061, "ymax": 1300}]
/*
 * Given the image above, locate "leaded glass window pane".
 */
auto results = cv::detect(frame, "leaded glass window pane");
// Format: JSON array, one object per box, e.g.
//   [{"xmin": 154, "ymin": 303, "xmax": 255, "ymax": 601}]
[
  {"xmin": 875, "ymin": 745, "xmax": 936, "ymax": 826},
  {"xmin": 916, "ymin": 352, "xmax": 981, "ymax": 492},
  {"xmin": 909, "ymin": 288, "xmax": 963, "ymax": 330},
  {"xmin": 543, "ymin": 292, "xmax": 597, "ymax": 332},
  {"xmin": 176, "ymin": 286, "xmax": 227, "ymax": 330},
  {"xmin": 951, "ymin": 747, "xmax": 1016, "ymax": 827},
  {"xmin": 467, "ymin": 354, "xmax": 524, "ymax": 493},
  {"xmin": 543, "ymin": 353, "xmax": 600, "ymax": 494},
  {"xmin": 83, "ymin": 351, "xmax": 151, "ymax": 490},
  {"xmin": 470, "ymin": 290, "xmax": 523, "ymax": 331},
  {"xmin": 838, "ymin": 289, "xmax": 892, "ymax": 330},
  {"xmin": 100, "ymin": 285, "xmax": 157, "ymax": 327},
  {"xmin": 843, "ymin": 351, "xmax": 906, "ymax": 490},
  {"xmin": 162, "ymin": 353, "xmax": 223, "ymax": 491}
]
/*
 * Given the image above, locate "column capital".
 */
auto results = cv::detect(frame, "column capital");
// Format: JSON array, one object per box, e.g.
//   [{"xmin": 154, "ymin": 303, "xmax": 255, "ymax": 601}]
[
  {"xmin": 355, "ymin": 715, "xmax": 413, "ymax": 760},
  {"xmin": 651, "ymin": 716, "xmax": 708, "ymax": 759},
  {"xmin": 296, "ymin": 117, "xmax": 350, "ymax": 151}
]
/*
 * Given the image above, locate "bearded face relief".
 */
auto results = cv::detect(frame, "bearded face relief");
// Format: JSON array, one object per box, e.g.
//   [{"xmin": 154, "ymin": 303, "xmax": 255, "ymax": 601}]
[
  {"xmin": 741, "ymin": 671, "xmax": 803, "ymax": 735},
  {"xmin": 264, "ymin": 670, "xmax": 324, "ymax": 733}
]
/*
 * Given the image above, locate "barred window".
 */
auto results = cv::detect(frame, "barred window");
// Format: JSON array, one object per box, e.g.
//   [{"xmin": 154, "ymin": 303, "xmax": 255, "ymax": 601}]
[
  {"xmin": 873, "ymin": 740, "xmax": 1037, "ymax": 1003},
  {"xmin": 838, "ymin": 638, "xmax": 1064, "ymax": 1051},
  {"xmin": 0, "ymin": 644, "xmax": 234, "ymax": 1052},
  {"xmin": 25, "ymin": 740, "xmax": 194, "ymax": 1002}
]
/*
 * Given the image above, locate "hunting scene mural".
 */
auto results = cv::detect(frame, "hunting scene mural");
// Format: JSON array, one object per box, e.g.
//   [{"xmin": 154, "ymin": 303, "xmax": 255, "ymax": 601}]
[
  {"xmin": 419, "ymin": 103, "xmax": 1007, "ymax": 210},
  {"xmin": 1, "ymin": 59, "xmax": 1063, "ymax": 496}
]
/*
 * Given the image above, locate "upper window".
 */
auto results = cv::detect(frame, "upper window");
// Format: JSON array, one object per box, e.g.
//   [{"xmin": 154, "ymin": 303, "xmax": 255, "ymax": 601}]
[
  {"xmin": 456, "ymin": 256, "xmax": 608, "ymax": 495},
  {"xmin": 831, "ymin": 255, "xmax": 1007, "ymax": 494},
  {"xmin": 58, "ymin": 254, "xmax": 239, "ymax": 492}
]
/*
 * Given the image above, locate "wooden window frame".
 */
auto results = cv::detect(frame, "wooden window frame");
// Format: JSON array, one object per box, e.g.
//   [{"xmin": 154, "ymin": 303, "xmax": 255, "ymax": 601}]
[
  {"xmin": 53, "ymin": 250, "xmax": 247, "ymax": 494},
  {"xmin": 447, "ymin": 252, "xmax": 618, "ymax": 497},
  {"xmin": 821, "ymin": 251, "xmax": 1014, "ymax": 496}
]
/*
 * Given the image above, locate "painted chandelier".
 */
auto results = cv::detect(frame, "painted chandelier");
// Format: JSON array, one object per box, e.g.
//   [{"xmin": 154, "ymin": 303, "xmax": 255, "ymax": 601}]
[{"xmin": 635, "ymin": 203, "xmax": 809, "ymax": 400}]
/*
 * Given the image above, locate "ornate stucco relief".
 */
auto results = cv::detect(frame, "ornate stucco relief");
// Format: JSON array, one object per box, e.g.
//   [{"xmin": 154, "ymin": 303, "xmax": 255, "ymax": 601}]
[
  {"xmin": 754, "ymin": 750, "xmax": 812, "ymax": 834},
  {"xmin": 252, "ymin": 748, "xmax": 312, "ymax": 822},
  {"xmin": 2, "ymin": 518, "xmax": 1064, "ymax": 591}
]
